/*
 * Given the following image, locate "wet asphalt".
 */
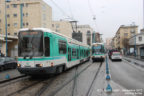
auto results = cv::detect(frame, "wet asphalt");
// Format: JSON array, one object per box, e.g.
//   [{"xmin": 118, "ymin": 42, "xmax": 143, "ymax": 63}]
[{"xmin": 109, "ymin": 58, "xmax": 144, "ymax": 90}]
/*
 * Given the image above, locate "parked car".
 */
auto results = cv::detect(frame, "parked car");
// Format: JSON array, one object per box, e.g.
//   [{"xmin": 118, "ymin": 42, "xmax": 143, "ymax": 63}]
[
  {"xmin": 111, "ymin": 52, "xmax": 122, "ymax": 61},
  {"xmin": 108, "ymin": 49, "xmax": 119, "ymax": 59},
  {"xmin": 0, "ymin": 57, "xmax": 17, "ymax": 71}
]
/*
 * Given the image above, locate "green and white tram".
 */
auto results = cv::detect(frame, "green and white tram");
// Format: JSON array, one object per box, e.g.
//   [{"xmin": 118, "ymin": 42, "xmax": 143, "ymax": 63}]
[
  {"xmin": 91, "ymin": 43, "xmax": 106, "ymax": 62},
  {"xmin": 17, "ymin": 28, "xmax": 90, "ymax": 75}
]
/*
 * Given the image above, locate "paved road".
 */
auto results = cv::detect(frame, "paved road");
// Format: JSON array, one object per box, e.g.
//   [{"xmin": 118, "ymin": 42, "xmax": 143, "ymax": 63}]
[{"xmin": 109, "ymin": 58, "xmax": 144, "ymax": 90}]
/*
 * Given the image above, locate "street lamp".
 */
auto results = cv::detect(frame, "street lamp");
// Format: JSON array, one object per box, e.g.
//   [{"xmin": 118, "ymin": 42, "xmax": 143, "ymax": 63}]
[
  {"xmin": 97, "ymin": 33, "xmax": 103, "ymax": 43},
  {"xmin": 69, "ymin": 20, "xmax": 78, "ymax": 32},
  {"xmin": 134, "ymin": 34, "xmax": 137, "ymax": 57},
  {"xmin": 5, "ymin": 0, "xmax": 10, "ymax": 57}
]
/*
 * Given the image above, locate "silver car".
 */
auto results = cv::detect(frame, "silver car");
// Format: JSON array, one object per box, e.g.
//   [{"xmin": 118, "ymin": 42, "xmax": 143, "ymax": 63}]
[{"xmin": 111, "ymin": 52, "xmax": 122, "ymax": 61}]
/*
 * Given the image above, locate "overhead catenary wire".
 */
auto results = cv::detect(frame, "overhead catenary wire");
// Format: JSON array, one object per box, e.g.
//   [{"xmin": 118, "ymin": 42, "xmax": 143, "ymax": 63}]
[
  {"xmin": 88, "ymin": 0, "xmax": 95, "ymax": 17},
  {"xmin": 45, "ymin": 0, "xmax": 72, "ymax": 20},
  {"xmin": 67, "ymin": 0, "xmax": 74, "ymax": 20},
  {"xmin": 48, "ymin": 0, "xmax": 74, "ymax": 20},
  {"xmin": 87, "ymin": 0, "xmax": 100, "ymax": 32}
]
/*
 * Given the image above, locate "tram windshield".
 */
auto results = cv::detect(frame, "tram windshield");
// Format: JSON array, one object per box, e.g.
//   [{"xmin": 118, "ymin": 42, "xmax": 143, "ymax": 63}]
[
  {"xmin": 18, "ymin": 31, "xmax": 43, "ymax": 57},
  {"xmin": 92, "ymin": 44, "xmax": 105, "ymax": 54}
]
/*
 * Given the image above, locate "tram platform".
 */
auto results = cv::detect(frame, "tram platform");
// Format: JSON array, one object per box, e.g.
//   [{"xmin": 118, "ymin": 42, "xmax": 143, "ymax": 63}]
[{"xmin": 0, "ymin": 69, "xmax": 22, "ymax": 82}]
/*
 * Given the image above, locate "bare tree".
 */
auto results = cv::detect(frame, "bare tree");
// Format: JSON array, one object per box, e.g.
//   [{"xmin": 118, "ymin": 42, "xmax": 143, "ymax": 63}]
[
  {"xmin": 122, "ymin": 38, "xmax": 129, "ymax": 49},
  {"xmin": 122, "ymin": 38, "xmax": 130, "ymax": 55}
]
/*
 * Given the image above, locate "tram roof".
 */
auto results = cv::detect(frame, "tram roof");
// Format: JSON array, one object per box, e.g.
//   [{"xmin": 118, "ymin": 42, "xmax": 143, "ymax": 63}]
[
  {"xmin": 19, "ymin": 28, "xmax": 90, "ymax": 48},
  {"xmin": 92, "ymin": 43, "xmax": 104, "ymax": 45}
]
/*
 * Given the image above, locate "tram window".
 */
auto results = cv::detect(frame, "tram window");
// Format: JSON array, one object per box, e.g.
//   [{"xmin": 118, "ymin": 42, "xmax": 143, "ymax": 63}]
[
  {"xmin": 68, "ymin": 48, "xmax": 71, "ymax": 61},
  {"xmin": 45, "ymin": 37, "xmax": 50, "ymax": 56},
  {"xmin": 77, "ymin": 49, "xmax": 79, "ymax": 59},
  {"xmin": 72, "ymin": 48, "xmax": 76, "ymax": 58},
  {"xmin": 58, "ymin": 40, "xmax": 67, "ymax": 54}
]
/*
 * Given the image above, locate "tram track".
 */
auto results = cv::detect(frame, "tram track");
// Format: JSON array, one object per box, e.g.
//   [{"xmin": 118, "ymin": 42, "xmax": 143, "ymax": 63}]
[
  {"xmin": 38, "ymin": 61, "xmax": 93, "ymax": 96},
  {"xmin": 0, "ymin": 75, "xmax": 27, "ymax": 85},
  {"xmin": 0, "ymin": 61, "xmax": 99, "ymax": 96},
  {"xmin": 7, "ymin": 79, "xmax": 48, "ymax": 96},
  {"xmin": 86, "ymin": 62, "xmax": 103, "ymax": 96}
]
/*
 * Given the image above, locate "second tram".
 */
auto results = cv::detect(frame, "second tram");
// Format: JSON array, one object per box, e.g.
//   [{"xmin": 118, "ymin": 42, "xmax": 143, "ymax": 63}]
[{"xmin": 91, "ymin": 43, "xmax": 106, "ymax": 62}]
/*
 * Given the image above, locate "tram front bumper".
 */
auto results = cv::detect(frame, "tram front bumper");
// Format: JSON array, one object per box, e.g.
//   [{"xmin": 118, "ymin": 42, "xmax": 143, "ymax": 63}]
[
  {"xmin": 92, "ymin": 56, "xmax": 105, "ymax": 60},
  {"xmin": 17, "ymin": 66, "xmax": 57, "ymax": 75}
]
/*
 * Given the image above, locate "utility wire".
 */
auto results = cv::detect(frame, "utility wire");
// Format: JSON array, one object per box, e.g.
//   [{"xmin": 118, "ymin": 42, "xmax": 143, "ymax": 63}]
[
  {"xmin": 67, "ymin": 0, "xmax": 74, "ymax": 20},
  {"xmin": 49, "ymin": 0, "xmax": 73, "ymax": 20},
  {"xmin": 87, "ymin": 0, "xmax": 100, "ymax": 32},
  {"xmin": 88, "ymin": 0, "xmax": 95, "ymax": 17}
]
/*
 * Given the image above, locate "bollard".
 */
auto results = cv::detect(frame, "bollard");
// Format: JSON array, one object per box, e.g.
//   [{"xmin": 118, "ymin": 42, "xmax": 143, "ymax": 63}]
[
  {"xmin": 106, "ymin": 84, "xmax": 112, "ymax": 92},
  {"xmin": 106, "ymin": 74, "xmax": 111, "ymax": 80},
  {"xmin": 5, "ymin": 74, "xmax": 10, "ymax": 79},
  {"xmin": 106, "ymin": 65, "xmax": 109, "ymax": 70},
  {"xmin": 106, "ymin": 70, "xmax": 109, "ymax": 74}
]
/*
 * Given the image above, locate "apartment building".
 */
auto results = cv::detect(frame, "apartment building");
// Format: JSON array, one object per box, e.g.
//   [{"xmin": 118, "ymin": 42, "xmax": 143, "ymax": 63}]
[
  {"xmin": 111, "ymin": 36, "xmax": 117, "ymax": 49},
  {"xmin": 75, "ymin": 25, "xmax": 93, "ymax": 45},
  {"xmin": 115, "ymin": 25, "xmax": 138, "ymax": 50},
  {"xmin": 92, "ymin": 32, "xmax": 102, "ymax": 43},
  {"xmin": 105, "ymin": 38, "xmax": 112, "ymax": 49},
  {"xmin": 0, "ymin": 0, "xmax": 52, "ymax": 56},
  {"xmin": 51, "ymin": 20, "xmax": 73, "ymax": 38},
  {"xmin": 129, "ymin": 29, "xmax": 144, "ymax": 59}
]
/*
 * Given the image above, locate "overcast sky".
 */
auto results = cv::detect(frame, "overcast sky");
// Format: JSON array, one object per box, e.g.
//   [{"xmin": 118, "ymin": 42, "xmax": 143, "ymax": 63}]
[{"xmin": 44, "ymin": 0, "xmax": 143, "ymax": 41}]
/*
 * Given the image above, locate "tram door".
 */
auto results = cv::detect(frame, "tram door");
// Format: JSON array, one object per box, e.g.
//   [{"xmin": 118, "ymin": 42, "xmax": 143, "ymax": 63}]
[{"xmin": 68, "ymin": 48, "xmax": 71, "ymax": 61}]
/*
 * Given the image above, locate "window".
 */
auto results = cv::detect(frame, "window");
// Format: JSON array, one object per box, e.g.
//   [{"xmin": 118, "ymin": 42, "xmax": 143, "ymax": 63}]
[
  {"xmin": 77, "ymin": 49, "xmax": 79, "ymax": 59},
  {"xmin": 139, "ymin": 36, "xmax": 142, "ymax": 41},
  {"xmin": 52, "ymin": 24, "xmax": 54, "ymax": 27},
  {"xmin": 25, "ymin": 3, "xmax": 28, "ymax": 7},
  {"xmin": 0, "ymin": 28, "xmax": 2, "ymax": 33},
  {"xmin": 68, "ymin": 48, "xmax": 71, "ymax": 61},
  {"xmin": 7, "ymin": 24, "xmax": 10, "ymax": 27},
  {"xmin": 13, "ymin": 4, "xmax": 17, "ymax": 8},
  {"xmin": 26, "ymin": 13, "xmax": 28, "ymax": 17},
  {"xmin": 7, "ymin": 5, "xmax": 9, "ymax": 8},
  {"xmin": 13, "ymin": 14, "xmax": 17, "ymax": 17},
  {"xmin": 23, "ymin": 23, "xmax": 25, "ymax": 26},
  {"xmin": 7, "ymin": 14, "xmax": 10, "ymax": 18},
  {"xmin": 26, "ymin": 22, "xmax": 29, "ymax": 26},
  {"xmin": 56, "ymin": 29, "xmax": 59, "ymax": 32},
  {"xmin": 56, "ymin": 24, "xmax": 59, "ymax": 28},
  {"xmin": 44, "ymin": 37, "xmax": 50, "ymax": 56},
  {"xmin": 14, "ymin": 33, "xmax": 17, "ymax": 35},
  {"xmin": 58, "ymin": 40, "xmax": 67, "ymax": 54},
  {"xmin": 72, "ymin": 48, "xmax": 76, "ymax": 58},
  {"xmin": 14, "ymin": 23, "xmax": 17, "ymax": 27},
  {"xmin": 131, "ymin": 29, "xmax": 135, "ymax": 33},
  {"xmin": 43, "ymin": 14, "xmax": 46, "ymax": 20},
  {"xmin": 43, "ymin": 6, "xmax": 46, "ymax": 10},
  {"xmin": 124, "ymin": 33, "xmax": 128, "ymax": 37}
]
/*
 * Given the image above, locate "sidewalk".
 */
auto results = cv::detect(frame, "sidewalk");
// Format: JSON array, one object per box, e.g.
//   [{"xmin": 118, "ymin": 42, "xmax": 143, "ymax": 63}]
[
  {"xmin": 123, "ymin": 56, "xmax": 144, "ymax": 68},
  {"xmin": 125, "ymin": 55, "xmax": 144, "ymax": 62}
]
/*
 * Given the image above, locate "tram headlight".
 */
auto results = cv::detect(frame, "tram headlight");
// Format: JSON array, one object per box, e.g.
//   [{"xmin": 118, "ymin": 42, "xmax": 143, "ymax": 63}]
[
  {"xmin": 17, "ymin": 64, "xmax": 21, "ymax": 67},
  {"xmin": 36, "ymin": 64, "xmax": 43, "ymax": 67}
]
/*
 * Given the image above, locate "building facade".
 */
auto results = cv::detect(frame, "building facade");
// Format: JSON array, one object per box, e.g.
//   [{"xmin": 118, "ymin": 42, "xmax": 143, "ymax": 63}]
[
  {"xmin": 0, "ymin": 0, "xmax": 52, "ymax": 57},
  {"xmin": 51, "ymin": 20, "xmax": 73, "ymax": 38},
  {"xmin": 129, "ymin": 29, "xmax": 144, "ymax": 59},
  {"xmin": 92, "ymin": 32, "xmax": 102, "ymax": 43},
  {"xmin": 76, "ymin": 25, "xmax": 93, "ymax": 45},
  {"xmin": 105, "ymin": 38, "xmax": 112, "ymax": 50},
  {"xmin": 115, "ymin": 25, "xmax": 138, "ymax": 51},
  {"xmin": 111, "ymin": 36, "xmax": 117, "ymax": 49}
]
